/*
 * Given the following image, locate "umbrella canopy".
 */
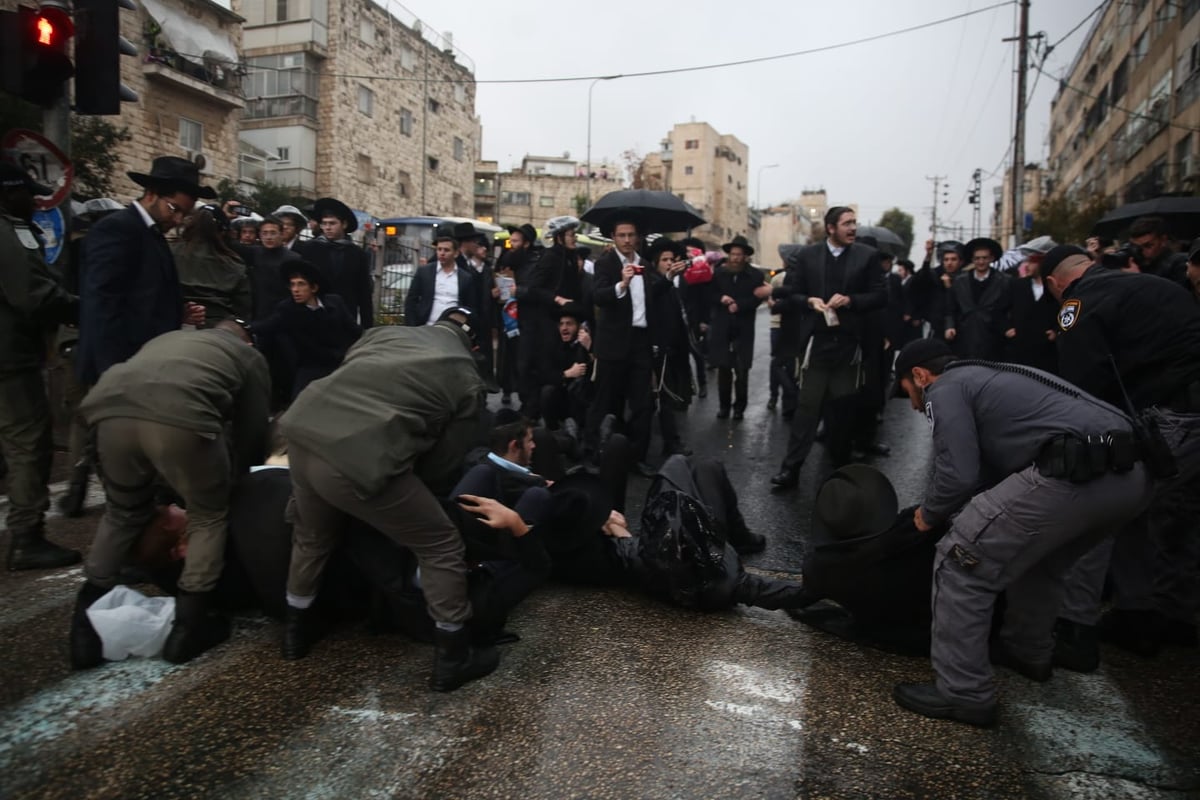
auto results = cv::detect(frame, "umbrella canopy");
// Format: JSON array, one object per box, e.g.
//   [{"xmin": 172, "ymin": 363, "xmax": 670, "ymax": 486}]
[
  {"xmin": 1093, "ymin": 196, "xmax": 1200, "ymax": 239},
  {"xmin": 856, "ymin": 225, "xmax": 906, "ymax": 256},
  {"xmin": 581, "ymin": 189, "xmax": 706, "ymax": 235}
]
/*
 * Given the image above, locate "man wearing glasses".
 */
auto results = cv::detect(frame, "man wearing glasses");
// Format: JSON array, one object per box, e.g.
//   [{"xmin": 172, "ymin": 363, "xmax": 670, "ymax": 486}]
[
  {"xmin": 271, "ymin": 205, "xmax": 309, "ymax": 251},
  {"xmin": 944, "ymin": 237, "xmax": 1012, "ymax": 361},
  {"xmin": 77, "ymin": 156, "xmax": 212, "ymax": 386}
]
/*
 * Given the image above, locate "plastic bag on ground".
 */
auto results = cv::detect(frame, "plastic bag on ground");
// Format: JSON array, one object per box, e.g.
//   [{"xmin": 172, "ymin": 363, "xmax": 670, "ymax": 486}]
[{"xmin": 86, "ymin": 586, "xmax": 176, "ymax": 661}]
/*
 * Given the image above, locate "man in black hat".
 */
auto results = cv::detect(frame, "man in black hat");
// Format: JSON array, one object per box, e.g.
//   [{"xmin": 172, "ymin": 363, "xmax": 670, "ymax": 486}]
[
  {"xmin": 709, "ymin": 235, "xmax": 768, "ymax": 420},
  {"xmin": 890, "ymin": 337, "xmax": 1152, "ymax": 726},
  {"xmin": 0, "ymin": 162, "xmax": 81, "ymax": 570},
  {"xmin": 76, "ymin": 156, "xmax": 212, "ymax": 386},
  {"xmin": 944, "ymin": 237, "xmax": 1012, "ymax": 360},
  {"xmin": 538, "ymin": 304, "xmax": 593, "ymax": 433},
  {"xmin": 911, "ymin": 239, "xmax": 964, "ymax": 341},
  {"xmin": 295, "ymin": 197, "xmax": 374, "ymax": 328},
  {"xmin": 453, "ymin": 222, "xmax": 497, "ymax": 386}
]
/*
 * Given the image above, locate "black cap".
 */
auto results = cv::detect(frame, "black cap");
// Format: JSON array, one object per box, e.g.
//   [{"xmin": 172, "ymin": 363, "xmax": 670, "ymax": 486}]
[
  {"xmin": 893, "ymin": 338, "xmax": 952, "ymax": 398},
  {"xmin": 1038, "ymin": 244, "xmax": 1090, "ymax": 280},
  {"xmin": 0, "ymin": 161, "xmax": 52, "ymax": 196}
]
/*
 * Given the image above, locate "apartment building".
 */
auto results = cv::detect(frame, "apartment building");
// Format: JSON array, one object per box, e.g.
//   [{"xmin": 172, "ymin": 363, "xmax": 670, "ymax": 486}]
[{"xmin": 474, "ymin": 155, "xmax": 623, "ymax": 229}]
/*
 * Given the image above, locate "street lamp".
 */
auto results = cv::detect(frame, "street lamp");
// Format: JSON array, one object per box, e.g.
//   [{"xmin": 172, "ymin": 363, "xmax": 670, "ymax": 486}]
[
  {"xmin": 756, "ymin": 163, "xmax": 780, "ymax": 211},
  {"xmin": 586, "ymin": 74, "xmax": 621, "ymax": 208}
]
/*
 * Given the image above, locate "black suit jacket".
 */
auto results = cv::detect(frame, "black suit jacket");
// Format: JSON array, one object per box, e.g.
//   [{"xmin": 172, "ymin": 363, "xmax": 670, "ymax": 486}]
[
  {"xmin": 771, "ymin": 241, "xmax": 887, "ymax": 358},
  {"xmin": 77, "ymin": 204, "xmax": 182, "ymax": 384},
  {"xmin": 1004, "ymin": 276, "xmax": 1059, "ymax": 373},
  {"xmin": 295, "ymin": 237, "xmax": 374, "ymax": 328},
  {"xmin": 946, "ymin": 269, "xmax": 1012, "ymax": 360},
  {"xmin": 591, "ymin": 249, "xmax": 650, "ymax": 361},
  {"xmin": 403, "ymin": 261, "xmax": 477, "ymax": 326}
]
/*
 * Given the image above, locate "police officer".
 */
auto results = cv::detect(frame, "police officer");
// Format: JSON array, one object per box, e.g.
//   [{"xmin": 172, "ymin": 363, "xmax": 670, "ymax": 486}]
[
  {"xmin": 1042, "ymin": 244, "xmax": 1200, "ymax": 656},
  {"xmin": 0, "ymin": 162, "xmax": 80, "ymax": 570},
  {"xmin": 891, "ymin": 338, "xmax": 1153, "ymax": 726},
  {"xmin": 69, "ymin": 322, "xmax": 271, "ymax": 668}
]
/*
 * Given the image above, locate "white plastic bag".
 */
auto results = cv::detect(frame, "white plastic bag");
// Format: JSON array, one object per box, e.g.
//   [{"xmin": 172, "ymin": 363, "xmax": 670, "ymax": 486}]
[{"xmin": 86, "ymin": 586, "xmax": 176, "ymax": 661}]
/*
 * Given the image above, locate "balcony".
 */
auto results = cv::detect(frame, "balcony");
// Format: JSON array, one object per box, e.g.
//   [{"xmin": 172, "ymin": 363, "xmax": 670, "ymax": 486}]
[
  {"xmin": 243, "ymin": 94, "xmax": 317, "ymax": 120},
  {"xmin": 143, "ymin": 55, "xmax": 245, "ymax": 109}
]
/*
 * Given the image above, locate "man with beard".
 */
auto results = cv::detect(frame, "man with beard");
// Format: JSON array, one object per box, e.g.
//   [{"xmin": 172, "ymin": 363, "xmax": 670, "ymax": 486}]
[
  {"xmin": 708, "ymin": 235, "xmax": 769, "ymax": 420},
  {"xmin": 295, "ymin": 197, "xmax": 374, "ymax": 328},
  {"xmin": 770, "ymin": 207, "xmax": 887, "ymax": 489},
  {"xmin": 271, "ymin": 205, "xmax": 308, "ymax": 252}
]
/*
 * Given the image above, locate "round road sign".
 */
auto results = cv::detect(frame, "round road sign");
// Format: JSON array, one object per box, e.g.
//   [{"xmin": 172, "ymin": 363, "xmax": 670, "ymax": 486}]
[{"xmin": 0, "ymin": 128, "xmax": 74, "ymax": 210}]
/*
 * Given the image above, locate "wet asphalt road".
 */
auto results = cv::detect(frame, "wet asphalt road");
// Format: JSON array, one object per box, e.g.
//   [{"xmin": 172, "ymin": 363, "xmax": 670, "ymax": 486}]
[{"xmin": 2, "ymin": 308, "xmax": 1199, "ymax": 799}]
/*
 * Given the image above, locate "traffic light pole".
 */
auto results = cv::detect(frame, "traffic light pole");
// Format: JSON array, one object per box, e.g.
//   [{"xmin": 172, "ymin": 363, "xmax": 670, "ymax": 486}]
[{"xmin": 43, "ymin": 92, "xmax": 70, "ymax": 157}]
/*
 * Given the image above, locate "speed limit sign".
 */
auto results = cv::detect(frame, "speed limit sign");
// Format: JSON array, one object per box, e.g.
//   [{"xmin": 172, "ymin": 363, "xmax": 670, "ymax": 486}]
[{"xmin": 0, "ymin": 128, "xmax": 74, "ymax": 210}]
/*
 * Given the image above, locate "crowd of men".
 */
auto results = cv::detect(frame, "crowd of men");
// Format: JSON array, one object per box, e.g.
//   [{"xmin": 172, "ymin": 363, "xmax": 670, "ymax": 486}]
[{"xmin": 1, "ymin": 153, "xmax": 1198, "ymax": 724}]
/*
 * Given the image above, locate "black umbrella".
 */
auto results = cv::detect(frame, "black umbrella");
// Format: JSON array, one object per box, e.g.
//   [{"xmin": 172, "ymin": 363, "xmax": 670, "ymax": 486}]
[
  {"xmin": 1093, "ymin": 196, "xmax": 1200, "ymax": 238},
  {"xmin": 581, "ymin": 189, "xmax": 706, "ymax": 234},
  {"xmin": 856, "ymin": 225, "xmax": 906, "ymax": 256}
]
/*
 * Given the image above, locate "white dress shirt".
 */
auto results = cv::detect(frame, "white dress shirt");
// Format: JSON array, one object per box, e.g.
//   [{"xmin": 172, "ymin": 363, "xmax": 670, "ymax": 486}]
[
  {"xmin": 613, "ymin": 252, "xmax": 647, "ymax": 328},
  {"xmin": 133, "ymin": 200, "xmax": 157, "ymax": 230},
  {"xmin": 428, "ymin": 263, "xmax": 460, "ymax": 324},
  {"xmin": 826, "ymin": 241, "xmax": 845, "ymax": 259}
]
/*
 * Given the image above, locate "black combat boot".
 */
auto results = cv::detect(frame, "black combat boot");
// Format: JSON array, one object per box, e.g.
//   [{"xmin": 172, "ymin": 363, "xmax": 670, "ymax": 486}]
[
  {"xmin": 1052, "ymin": 618, "xmax": 1100, "ymax": 673},
  {"xmin": 430, "ymin": 626, "xmax": 499, "ymax": 692},
  {"xmin": 7, "ymin": 527, "xmax": 82, "ymax": 571},
  {"xmin": 162, "ymin": 590, "xmax": 231, "ymax": 664},
  {"xmin": 281, "ymin": 605, "xmax": 314, "ymax": 660},
  {"xmin": 69, "ymin": 581, "xmax": 108, "ymax": 670},
  {"xmin": 57, "ymin": 463, "xmax": 90, "ymax": 518}
]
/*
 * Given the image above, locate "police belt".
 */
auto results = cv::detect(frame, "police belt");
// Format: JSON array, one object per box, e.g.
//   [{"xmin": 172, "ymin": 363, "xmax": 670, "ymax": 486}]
[{"xmin": 1034, "ymin": 431, "xmax": 1140, "ymax": 482}]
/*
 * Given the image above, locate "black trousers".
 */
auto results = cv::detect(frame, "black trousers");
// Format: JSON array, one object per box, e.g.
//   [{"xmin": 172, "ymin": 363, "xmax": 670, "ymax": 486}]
[
  {"xmin": 782, "ymin": 360, "xmax": 860, "ymax": 471},
  {"xmin": 586, "ymin": 331, "xmax": 654, "ymax": 462}
]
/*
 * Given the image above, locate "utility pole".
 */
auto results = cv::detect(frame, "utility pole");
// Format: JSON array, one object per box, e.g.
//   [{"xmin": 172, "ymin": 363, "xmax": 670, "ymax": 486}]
[
  {"xmin": 1009, "ymin": 0, "xmax": 1031, "ymax": 248},
  {"xmin": 926, "ymin": 174, "xmax": 947, "ymax": 249},
  {"xmin": 968, "ymin": 168, "xmax": 983, "ymax": 238}
]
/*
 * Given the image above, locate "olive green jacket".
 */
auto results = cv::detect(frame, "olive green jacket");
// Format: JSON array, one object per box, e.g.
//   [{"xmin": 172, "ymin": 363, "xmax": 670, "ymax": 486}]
[
  {"xmin": 281, "ymin": 322, "xmax": 485, "ymax": 497},
  {"xmin": 171, "ymin": 242, "xmax": 252, "ymax": 324},
  {"xmin": 0, "ymin": 213, "xmax": 76, "ymax": 377}
]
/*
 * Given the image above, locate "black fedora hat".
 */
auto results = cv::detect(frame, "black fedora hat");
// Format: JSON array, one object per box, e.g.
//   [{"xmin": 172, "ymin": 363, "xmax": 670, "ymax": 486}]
[
  {"xmin": 545, "ymin": 470, "xmax": 614, "ymax": 537},
  {"xmin": 647, "ymin": 236, "xmax": 685, "ymax": 263},
  {"xmin": 963, "ymin": 237, "xmax": 1003, "ymax": 263},
  {"xmin": 552, "ymin": 301, "xmax": 587, "ymax": 322},
  {"xmin": 312, "ymin": 197, "xmax": 357, "ymax": 233},
  {"xmin": 128, "ymin": 156, "xmax": 217, "ymax": 199},
  {"xmin": 722, "ymin": 234, "xmax": 755, "ymax": 256},
  {"xmin": 813, "ymin": 465, "xmax": 898, "ymax": 544},
  {"xmin": 452, "ymin": 221, "xmax": 477, "ymax": 241},
  {"xmin": 282, "ymin": 259, "xmax": 326, "ymax": 292}
]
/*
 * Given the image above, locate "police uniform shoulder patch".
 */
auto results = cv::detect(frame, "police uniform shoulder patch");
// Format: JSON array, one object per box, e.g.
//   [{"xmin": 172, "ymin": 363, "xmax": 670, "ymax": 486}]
[
  {"xmin": 1058, "ymin": 299, "xmax": 1082, "ymax": 331},
  {"xmin": 924, "ymin": 399, "xmax": 935, "ymax": 430},
  {"xmin": 14, "ymin": 225, "xmax": 39, "ymax": 250}
]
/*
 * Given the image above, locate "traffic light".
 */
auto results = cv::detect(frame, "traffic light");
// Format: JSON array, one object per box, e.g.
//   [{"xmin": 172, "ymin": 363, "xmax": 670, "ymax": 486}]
[
  {"xmin": 0, "ymin": 1, "xmax": 75, "ymax": 107},
  {"xmin": 74, "ymin": 0, "xmax": 139, "ymax": 115}
]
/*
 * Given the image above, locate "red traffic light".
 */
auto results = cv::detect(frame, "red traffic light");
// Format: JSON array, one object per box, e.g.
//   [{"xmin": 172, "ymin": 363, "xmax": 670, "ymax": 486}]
[{"xmin": 32, "ymin": 6, "xmax": 72, "ymax": 48}]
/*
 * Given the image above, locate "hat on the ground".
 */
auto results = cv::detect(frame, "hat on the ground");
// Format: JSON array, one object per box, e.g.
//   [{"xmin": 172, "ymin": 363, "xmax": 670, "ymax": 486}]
[
  {"xmin": 722, "ymin": 234, "xmax": 755, "ymax": 256},
  {"xmin": 813, "ymin": 465, "xmax": 899, "ymax": 543},
  {"xmin": 128, "ymin": 156, "xmax": 217, "ymax": 200},
  {"xmin": 546, "ymin": 471, "xmax": 614, "ymax": 538},
  {"xmin": 0, "ymin": 161, "xmax": 52, "ymax": 196},
  {"xmin": 1038, "ymin": 244, "xmax": 1091, "ymax": 280},
  {"xmin": 452, "ymin": 221, "xmax": 477, "ymax": 241},
  {"xmin": 963, "ymin": 237, "xmax": 1003, "ymax": 262},
  {"xmin": 312, "ymin": 197, "xmax": 357, "ymax": 233},
  {"xmin": 893, "ymin": 337, "xmax": 953, "ymax": 398}
]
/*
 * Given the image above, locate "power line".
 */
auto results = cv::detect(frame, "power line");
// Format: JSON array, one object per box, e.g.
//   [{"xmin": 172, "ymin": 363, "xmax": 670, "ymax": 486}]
[
  {"xmin": 213, "ymin": 1, "xmax": 1015, "ymax": 85},
  {"xmin": 1046, "ymin": 1, "xmax": 1106, "ymax": 54},
  {"xmin": 1034, "ymin": 61, "xmax": 1200, "ymax": 134}
]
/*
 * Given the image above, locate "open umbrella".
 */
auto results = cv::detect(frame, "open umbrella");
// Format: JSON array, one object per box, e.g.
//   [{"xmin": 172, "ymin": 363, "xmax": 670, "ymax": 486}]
[
  {"xmin": 856, "ymin": 225, "xmax": 906, "ymax": 256},
  {"xmin": 1093, "ymin": 196, "xmax": 1200, "ymax": 239},
  {"xmin": 581, "ymin": 189, "xmax": 706, "ymax": 235}
]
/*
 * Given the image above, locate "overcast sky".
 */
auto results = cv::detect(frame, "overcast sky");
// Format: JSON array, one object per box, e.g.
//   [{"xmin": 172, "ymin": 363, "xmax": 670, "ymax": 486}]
[{"xmin": 408, "ymin": 0, "xmax": 1097, "ymax": 251}]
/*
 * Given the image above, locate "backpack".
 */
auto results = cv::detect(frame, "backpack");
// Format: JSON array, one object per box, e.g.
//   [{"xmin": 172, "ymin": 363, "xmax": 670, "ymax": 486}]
[{"xmin": 638, "ymin": 483, "xmax": 727, "ymax": 608}]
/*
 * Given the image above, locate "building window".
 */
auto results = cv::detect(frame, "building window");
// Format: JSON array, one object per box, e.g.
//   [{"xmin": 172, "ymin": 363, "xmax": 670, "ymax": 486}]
[
  {"xmin": 276, "ymin": 146, "xmax": 290, "ymax": 163},
  {"xmin": 428, "ymin": 97, "xmax": 440, "ymax": 114},
  {"xmin": 453, "ymin": 137, "xmax": 465, "ymax": 162},
  {"xmin": 400, "ymin": 107, "xmax": 414, "ymax": 136},
  {"xmin": 1133, "ymin": 29, "xmax": 1149, "ymax": 66},
  {"xmin": 428, "ymin": 156, "xmax": 439, "ymax": 171},
  {"xmin": 276, "ymin": 0, "xmax": 289, "ymax": 22},
  {"xmin": 357, "ymin": 154, "xmax": 374, "ymax": 184},
  {"xmin": 359, "ymin": 20, "xmax": 376, "ymax": 44},
  {"xmin": 400, "ymin": 46, "xmax": 416, "ymax": 71},
  {"xmin": 179, "ymin": 117, "xmax": 203, "ymax": 155},
  {"xmin": 398, "ymin": 170, "xmax": 411, "ymax": 198},
  {"xmin": 357, "ymin": 85, "xmax": 374, "ymax": 117},
  {"xmin": 452, "ymin": 192, "xmax": 464, "ymax": 213},
  {"xmin": 539, "ymin": 195, "xmax": 554, "ymax": 207},
  {"xmin": 684, "ymin": 139, "xmax": 699, "ymax": 150},
  {"xmin": 727, "ymin": 175, "xmax": 732, "ymax": 183},
  {"xmin": 243, "ymin": 52, "xmax": 320, "ymax": 120},
  {"xmin": 454, "ymin": 82, "xmax": 466, "ymax": 104},
  {"xmin": 684, "ymin": 165, "xmax": 694, "ymax": 175},
  {"xmin": 501, "ymin": 191, "xmax": 531, "ymax": 205}
]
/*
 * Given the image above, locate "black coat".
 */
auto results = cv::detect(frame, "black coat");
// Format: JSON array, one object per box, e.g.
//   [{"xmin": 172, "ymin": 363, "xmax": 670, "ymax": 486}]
[
  {"xmin": 706, "ymin": 264, "xmax": 765, "ymax": 369},
  {"xmin": 646, "ymin": 270, "xmax": 694, "ymax": 408},
  {"xmin": 295, "ymin": 237, "xmax": 374, "ymax": 328},
  {"xmin": 521, "ymin": 243, "xmax": 584, "ymax": 360},
  {"xmin": 77, "ymin": 204, "xmax": 182, "ymax": 384},
  {"xmin": 1003, "ymin": 277, "xmax": 1059, "ymax": 373},
  {"xmin": 403, "ymin": 261, "xmax": 478, "ymax": 326},
  {"xmin": 248, "ymin": 245, "xmax": 301, "ymax": 321},
  {"xmin": 946, "ymin": 269, "xmax": 1012, "ymax": 360},
  {"xmin": 591, "ymin": 249, "xmax": 650, "ymax": 361}
]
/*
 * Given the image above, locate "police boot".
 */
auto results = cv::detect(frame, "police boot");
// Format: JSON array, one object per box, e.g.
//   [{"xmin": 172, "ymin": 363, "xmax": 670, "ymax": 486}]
[
  {"xmin": 162, "ymin": 590, "xmax": 231, "ymax": 664},
  {"xmin": 1052, "ymin": 618, "xmax": 1100, "ymax": 673},
  {"xmin": 7, "ymin": 527, "xmax": 82, "ymax": 571},
  {"xmin": 69, "ymin": 581, "xmax": 108, "ymax": 670},
  {"xmin": 281, "ymin": 605, "xmax": 314, "ymax": 661},
  {"xmin": 430, "ymin": 626, "xmax": 498, "ymax": 692},
  {"xmin": 56, "ymin": 463, "xmax": 91, "ymax": 519}
]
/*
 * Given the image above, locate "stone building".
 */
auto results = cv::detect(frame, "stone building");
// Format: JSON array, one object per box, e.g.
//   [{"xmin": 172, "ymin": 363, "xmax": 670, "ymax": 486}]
[
  {"xmin": 474, "ymin": 155, "xmax": 623, "ymax": 229},
  {"xmin": 1047, "ymin": 0, "xmax": 1200, "ymax": 213},
  {"xmin": 990, "ymin": 163, "xmax": 1049, "ymax": 244},
  {"xmin": 237, "ymin": 0, "xmax": 478, "ymax": 219},
  {"xmin": 637, "ymin": 121, "xmax": 750, "ymax": 247}
]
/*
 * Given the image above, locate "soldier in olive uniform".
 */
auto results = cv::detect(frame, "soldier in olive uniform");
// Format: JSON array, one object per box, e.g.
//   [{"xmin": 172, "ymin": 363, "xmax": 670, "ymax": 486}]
[{"xmin": 0, "ymin": 162, "xmax": 80, "ymax": 570}]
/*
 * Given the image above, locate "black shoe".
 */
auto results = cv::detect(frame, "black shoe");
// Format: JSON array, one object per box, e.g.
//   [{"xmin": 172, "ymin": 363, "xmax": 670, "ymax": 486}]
[
  {"xmin": 767, "ymin": 398, "xmax": 778, "ymax": 411},
  {"xmin": 69, "ymin": 581, "xmax": 108, "ymax": 670},
  {"xmin": 716, "ymin": 408, "xmax": 730, "ymax": 419},
  {"xmin": 892, "ymin": 682, "xmax": 997, "ymax": 727},
  {"xmin": 731, "ymin": 531, "xmax": 767, "ymax": 555},
  {"xmin": 697, "ymin": 385, "xmax": 708, "ymax": 399},
  {"xmin": 632, "ymin": 461, "xmax": 658, "ymax": 478},
  {"xmin": 281, "ymin": 605, "xmax": 314, "ymax": 661},
  {"xmin": 162, "ymin": 590, "xmax": 231, "ymax": 664},
  {"xmin": 989, "ymin": 641, "xmax": 1052, "ymax": 682},
  {"xmin": 1052, "ymin": 619, "xmax": 1100, "ymax": 673},
  {"xmin": 57, "ymin": 463, "xmax": 90, "ymax": 518},
  {"xmin": 431, "ymin": 626, "xmax": 499, "ymax": 692},
  {"xmin": 732, "ymin": 409, "xmax": 745, "ymax": 420},
  {"xmin": 1099, "ymin": 608, "xmax": 1164, "ymax": 657},
  {"xmin": 7, "ymin": 527, "xmax": 82, "ymax": 571},
  {"xmin": 770, "ymin": 468, "xmax": 799, "ymax": 490}
]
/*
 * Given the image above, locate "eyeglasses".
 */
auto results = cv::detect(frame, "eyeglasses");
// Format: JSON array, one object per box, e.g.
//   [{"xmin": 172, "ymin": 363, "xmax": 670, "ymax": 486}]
[{"xmin": 163, "ymin": 199, "xmax": 183, "ymax": 216}]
